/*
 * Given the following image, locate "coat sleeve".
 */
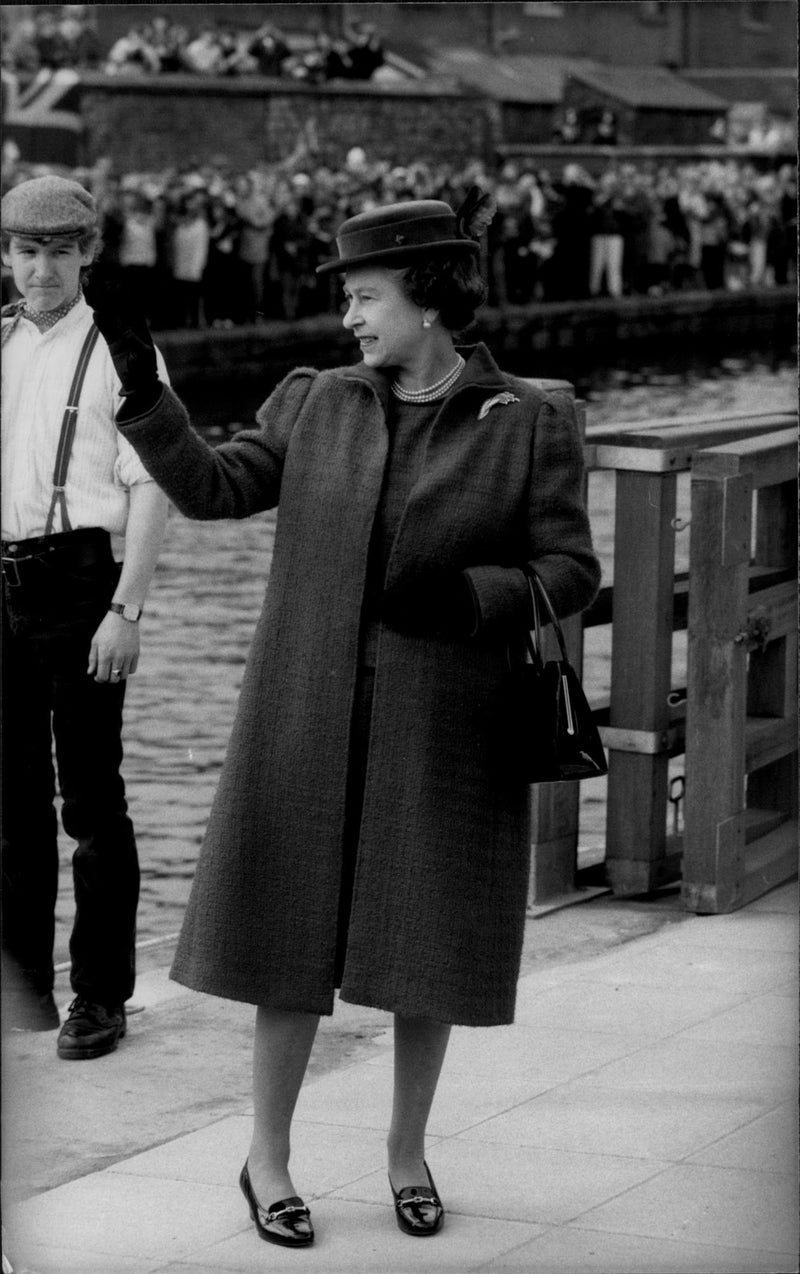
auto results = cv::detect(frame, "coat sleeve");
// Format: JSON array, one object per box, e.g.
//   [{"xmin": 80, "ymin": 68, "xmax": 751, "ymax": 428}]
[
  {"xmin": 463, "ymin": 388, "xmax": 600, "ymax": 636},
  {"xmin": 114, "ymin": 369, "xmax": 319, "ymax": 520}
]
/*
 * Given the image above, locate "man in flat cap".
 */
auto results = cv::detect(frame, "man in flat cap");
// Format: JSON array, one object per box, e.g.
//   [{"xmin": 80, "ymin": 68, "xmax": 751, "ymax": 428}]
[{"xmin": 1, "ymin": 174, "xmax": 171, "ymax": 1059}]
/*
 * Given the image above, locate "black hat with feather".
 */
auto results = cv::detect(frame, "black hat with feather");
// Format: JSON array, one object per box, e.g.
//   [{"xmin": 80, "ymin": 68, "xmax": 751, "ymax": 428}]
[{"xmin": 316, "ymin": 187, "xmax": 497, "ymax": 274}]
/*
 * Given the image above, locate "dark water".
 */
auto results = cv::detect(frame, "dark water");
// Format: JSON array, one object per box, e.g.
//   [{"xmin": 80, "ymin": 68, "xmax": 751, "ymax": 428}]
[{"xmin": 54, "ymin": 351, "xmax": 797, "ymax": 962}]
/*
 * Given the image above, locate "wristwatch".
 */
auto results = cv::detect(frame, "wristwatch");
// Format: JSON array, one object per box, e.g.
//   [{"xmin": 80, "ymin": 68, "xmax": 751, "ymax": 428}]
[{"xmin": 109, "ymin": 602, "xmax": 143, "ymax": 623}]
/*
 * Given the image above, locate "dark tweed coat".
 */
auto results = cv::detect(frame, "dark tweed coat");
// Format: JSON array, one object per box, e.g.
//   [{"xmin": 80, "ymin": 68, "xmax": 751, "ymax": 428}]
[{"xmin": 120, "ymin": 343, "xmax": 599, "ymax": 1025}]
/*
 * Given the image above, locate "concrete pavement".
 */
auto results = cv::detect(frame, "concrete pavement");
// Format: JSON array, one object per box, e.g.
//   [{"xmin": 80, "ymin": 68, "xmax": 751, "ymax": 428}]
[{"xmin": 2, "ymin": 880, "xmax": 797, "ymax": 1274}]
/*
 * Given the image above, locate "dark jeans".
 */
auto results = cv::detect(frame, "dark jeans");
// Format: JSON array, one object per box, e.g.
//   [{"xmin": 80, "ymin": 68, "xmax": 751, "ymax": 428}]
[{"xmin": 2, "ymin": 530, "xmax": 139, "ymax": 1006}]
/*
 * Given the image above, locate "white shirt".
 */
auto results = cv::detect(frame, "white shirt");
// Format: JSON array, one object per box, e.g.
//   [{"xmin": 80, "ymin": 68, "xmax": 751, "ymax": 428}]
[
  {"xmin": 1, "ymin": 294, "xmax": 168, "ymax": 542},
  {"xmin": 171, "ymin": 217, "xmax": 210, "ymax": 282},
  {"xmin": 119, "ymin": 214, "xmax": 158, "ymax": 268}
]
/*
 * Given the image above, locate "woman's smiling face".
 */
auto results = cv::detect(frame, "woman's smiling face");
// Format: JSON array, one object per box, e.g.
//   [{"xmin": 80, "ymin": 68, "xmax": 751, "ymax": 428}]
[{"xmin": 340, "ymin": 266, "xmax": 426, "ymax": 371}]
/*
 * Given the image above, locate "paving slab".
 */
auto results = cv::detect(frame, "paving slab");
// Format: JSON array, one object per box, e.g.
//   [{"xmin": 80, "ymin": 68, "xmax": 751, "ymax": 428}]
[
  {"xmin": 453, "ymin": 1085, "xmax": 771, "ymax": 1161},
  {"xmin": 4, "ymin": 1176, "xmax": 246, "ymax": 1269},
  {"xmin": 568, "ymin": 1033, "xmax": 797, "ymax": 1103},
  {"xmin": 512, "ymin": 977, "xmax": 748, "ymax": 1036},
  {"xmin": 330, "ymin": 1141, "xmax": 671, "ymax": 1226},
  {"xmin": 293, "ymin": 1055, "xmax": 554, "ymax": 1138},
  {"xmin": 685, "ymin": 1103, "xmax": 799, "ymax": 1172},
  {"xmin": 572, "ymin": 1161, "xmax": 799, "ymax": 1253},
  {"xmin": 651, "ymin": 911, "xmax": 798, "ymax": 953},
  {"xmin": 2, "ymin": 880, "xmax": 797, "ymax": 1274},
  {"xmin": 676, "ymin": 989, "xmax": 800, "ymax": 1046},
  {"xmin": 480, "ymin": 1225, "xmax": 799, "ymax": 1273},
  {"xmin": 170, "ymin": 1197, "xmax": 541, "ymax": 1273},
  {"xmin": 426, "ymin": 1021, "xmax": 645, "ymax": 1083}
]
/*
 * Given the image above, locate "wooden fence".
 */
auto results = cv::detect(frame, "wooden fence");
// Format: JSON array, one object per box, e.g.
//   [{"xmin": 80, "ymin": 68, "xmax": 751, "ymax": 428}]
[
  {"xmin": 682, "ymin": 428, "xmax": 798, "ymax": 913},
  {"xmin": 528, "ymin": 404, "xmax": 798, "ymax": 913}
]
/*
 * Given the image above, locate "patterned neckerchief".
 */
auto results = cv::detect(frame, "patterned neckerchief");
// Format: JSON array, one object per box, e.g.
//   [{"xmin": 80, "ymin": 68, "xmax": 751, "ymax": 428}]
[{"xmin": 21, "ymin": 291, "xmax": 83, "ymax": 333}]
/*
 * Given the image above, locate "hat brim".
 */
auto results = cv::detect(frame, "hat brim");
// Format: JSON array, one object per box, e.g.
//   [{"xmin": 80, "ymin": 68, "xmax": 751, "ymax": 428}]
[
  {"xmin": 316, "ymin": 238, "xmax": 478, "ymax": 275},
  {"xmin": 3, "ymin": 227, "xmax": 88, "ymax": 240}
]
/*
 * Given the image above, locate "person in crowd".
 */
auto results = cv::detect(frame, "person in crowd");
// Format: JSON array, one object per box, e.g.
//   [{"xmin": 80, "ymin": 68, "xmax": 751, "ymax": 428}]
[
  {"xmin": 526, "ymin": 212, "xmax": 557, "ymax": 301},
  {"xmin": 105, "ymin": 24, "xmax": 161, "ymax": 75},
  {"xmin": 182, "ymin": 25, "xmax": 226, "ymax": 76},
  {"xmin": 644, "ymin": 203, "xmax": 674, "ymax": 295},
  {"xmin": 168, "ymin": 189, "xmax": 210, "ymax": 328},
  {"xmin": 91, "ymin": 177, "xmax": 125, "ymax": 284},
  {"xmin": 677, "ymin": 169, "xmax": 708, "ymax": 288},
  {"xmin": 723, "ymin": 185, "xmax": 752, "ymax": 291},
  {"xmin": 4, "ymin": 152, "xmax": 790, "ymax": 329},
  {"xmin": 549, "ymin": 163, "xmax": 594, "ymax": 300},
  {"xmin": 204, "ymin": 191, "xmax": 241, "ymax": 327},
  {"xmin": 654, "ymin": 169, "xmax": 691, "ymax": 289},
  {"xmin": 770, "ymin": 165, "xmax": 797, "ymax": 286},
  {"xmin": 699, "ymin": 191, "xmax": 732, "ymax": 290},
  {"xmin": 235, "ymin": 173, "xmax": 274, "ymax": 323},
  {"xmin": 589, "ymin": 169, "xmax": 625, "ymax": 298},
  {"xmin": 343, "ymin": 20, "xmax": 385, "ymax": 80},
  {"xmin": 89, "ymin": 193, "xmax": 599, "ymax": 1248},
  {"xmin": 552, "ymin": 107, "xmax": 581, "ymax": 145},
  {"xmin": 3, "ymin": 15, "xmax": 41, "ymax": 74},
  {"xmin": 592, "ymin": 109, "xmax": 618, "ymax": 146},
  {"xmin": 32, "ymin": 8, "xmax": 70, "ymax": 70},
  {"xmin": 615, "ymin": 166, "xmax": 650, "ymax": 295},
  {"xmin": 58, "ymin": 8, "xmax": 101, "ymax": 69},
  {"xmin": 146, "ymin": 16, "xmax": 189, "ymax": 74},
  {"xmin": 117, "ymin": 188, "xmax": 162, "ymax": 323},
  {"xmin": 84, "ymin": 13, "xmax": 386, "ymax": 82},
  {"xmin": 744, "ymin": 178, "xmax": 777, "ymax": 287},
  {"xmin": 269, "ymin": 189, "xmax": 316, "ymax": 319},
  {"xmin": 247, "ymin": 22, "xmax": 291, "ymax": 76},
  {"xmin": 282, "ymin": 37, "xmax": 329, "ymax": 86},
  {"xmin": 312, "ymin": 32, "xmax": 353, "ymax": 81},
  {"xmin": 0, "ymin": 175, "xmax": 170, "ymax": 1057}
]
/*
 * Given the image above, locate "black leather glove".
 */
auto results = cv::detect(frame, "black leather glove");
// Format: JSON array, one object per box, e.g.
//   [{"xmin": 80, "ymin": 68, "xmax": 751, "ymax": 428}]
[
  {"xmin": 84, "ymin": 274, "xmax": 160, "ymax": 404},
  {"xmin": 380, "ymin": 571, "xmax": 477, "ymax": 638}
]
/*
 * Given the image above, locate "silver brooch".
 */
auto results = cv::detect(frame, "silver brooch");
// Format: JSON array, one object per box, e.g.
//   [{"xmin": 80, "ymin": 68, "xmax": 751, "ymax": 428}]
[{"xmin": 478, "ymin": 392, "xmax": 520, "ymax": 420}]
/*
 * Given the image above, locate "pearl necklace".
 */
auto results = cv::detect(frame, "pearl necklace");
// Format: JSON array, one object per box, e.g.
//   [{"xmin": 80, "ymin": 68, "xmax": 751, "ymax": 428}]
[{"xmin": 391, "ymin": 355, "xmax": 465, "ymax": 403}]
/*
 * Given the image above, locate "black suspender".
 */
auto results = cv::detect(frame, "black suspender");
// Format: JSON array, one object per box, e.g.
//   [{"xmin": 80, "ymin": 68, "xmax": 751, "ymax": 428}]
[{"xmin": 43, "ymin": 324, "xmax": 101, "ymax": 537}]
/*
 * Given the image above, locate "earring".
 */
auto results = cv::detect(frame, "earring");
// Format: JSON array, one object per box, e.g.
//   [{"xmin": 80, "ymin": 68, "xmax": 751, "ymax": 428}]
[{"xmin": 422, "ymin": 316, "xmax": 432, "ymax": 329}]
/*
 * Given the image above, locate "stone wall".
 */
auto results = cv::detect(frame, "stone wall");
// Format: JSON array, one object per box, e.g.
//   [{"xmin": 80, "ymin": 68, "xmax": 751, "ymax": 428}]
[{"xmin": 78, "ymin": 74, "xmax": 493, "ymax": 170}]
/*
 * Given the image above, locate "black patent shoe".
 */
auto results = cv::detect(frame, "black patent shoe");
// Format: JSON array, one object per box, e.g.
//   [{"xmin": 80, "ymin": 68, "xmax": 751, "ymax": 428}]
[
  {"xmin": 389, "ymin": 1161, "xmax": 444, "ymax": 1236},
  {"xmin": 239, "ymin": 1162, "xmax": 314, "ymax": 1247},
  {"xmin": 56, "ymin": 997, "xmax": 126, "ymax": 1060}
]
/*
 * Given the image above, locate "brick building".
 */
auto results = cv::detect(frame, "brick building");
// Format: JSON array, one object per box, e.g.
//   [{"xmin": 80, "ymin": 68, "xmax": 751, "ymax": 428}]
[{"xmin": 2, "ymin": 2, "xmax": 796, "ymax": 169}]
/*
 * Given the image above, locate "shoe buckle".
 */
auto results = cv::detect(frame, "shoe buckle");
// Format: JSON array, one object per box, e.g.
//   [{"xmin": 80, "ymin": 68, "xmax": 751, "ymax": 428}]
[{"xmin": 267, "ymin": 1203, "xmax": 306, "ymax": 1224}]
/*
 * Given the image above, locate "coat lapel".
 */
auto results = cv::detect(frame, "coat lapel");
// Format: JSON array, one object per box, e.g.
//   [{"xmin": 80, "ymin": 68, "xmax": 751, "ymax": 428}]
[
  {"xmin": 384, "ymin": 345, "xmax": 519, "ymax": 582},
  {"xmin": 335, "ymin": 345, "xmax": 525, "ymax": 585}
]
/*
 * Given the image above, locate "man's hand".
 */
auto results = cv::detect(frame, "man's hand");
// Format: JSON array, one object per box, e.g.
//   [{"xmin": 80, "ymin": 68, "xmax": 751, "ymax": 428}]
[
  {"xmin": 88, "ymin": 611, "xmax": 140, "ymax": 683},
  {"xmin": 83, "ymin": 274, "xmax": 159, "ymax": 401}
]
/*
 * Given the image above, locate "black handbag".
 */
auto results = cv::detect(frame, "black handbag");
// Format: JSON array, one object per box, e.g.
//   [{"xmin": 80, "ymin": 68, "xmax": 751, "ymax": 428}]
[{"xmin": 515, "ymin": 567, "xmax": 608, "ymax": 783}]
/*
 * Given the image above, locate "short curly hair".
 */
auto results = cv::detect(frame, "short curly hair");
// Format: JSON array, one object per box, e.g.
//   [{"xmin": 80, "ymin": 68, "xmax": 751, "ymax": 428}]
[{"xmin": 394, "ymin": 252, "xmax": 486, "ymax": 333}]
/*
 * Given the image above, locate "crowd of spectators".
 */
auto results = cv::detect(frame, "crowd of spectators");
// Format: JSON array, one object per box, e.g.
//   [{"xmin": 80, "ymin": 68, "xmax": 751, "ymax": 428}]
[
  {"xmin": 1, "ymin": 6, "xmax": 102, "ymax": 72},
  {"xmin": 2, "ymin": 143, "xmax": 795, "ymax": 329},
  {"xmin": 104, "ymin": 17, "xmax": 385, "ymax": 82},
  {"xmin": 1, "ymin": 7, "xmax": 386, "ymax": 83}
]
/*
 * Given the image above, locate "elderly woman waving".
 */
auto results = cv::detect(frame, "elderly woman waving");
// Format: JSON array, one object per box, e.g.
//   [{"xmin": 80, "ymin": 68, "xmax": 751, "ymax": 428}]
[{"xmin": 89, "ymin": 192, "xmax": 600, "ymax": 1250}]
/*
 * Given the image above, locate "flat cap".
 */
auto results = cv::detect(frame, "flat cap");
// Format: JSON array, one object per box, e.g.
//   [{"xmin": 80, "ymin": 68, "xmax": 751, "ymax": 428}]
[{"xmin": 1, "ymin": 175, "xmax": 97, "ymax": 238}]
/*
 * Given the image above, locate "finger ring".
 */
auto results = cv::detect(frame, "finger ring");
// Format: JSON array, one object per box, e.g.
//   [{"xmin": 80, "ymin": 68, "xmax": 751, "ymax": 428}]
[{"xmin": 112, "ymin": 669, "xmax": 122, "ymax": 677}]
